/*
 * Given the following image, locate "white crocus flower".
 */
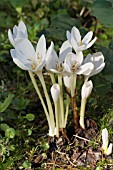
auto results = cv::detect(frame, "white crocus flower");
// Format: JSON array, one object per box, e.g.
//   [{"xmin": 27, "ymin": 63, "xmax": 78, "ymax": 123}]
[
  {"xmin": 63, "ymin": 74, "xmax": 74, "ymax": 90},
  {"xmin": 84, "ymin": 52, "xmax": 105, "ymax": 81},
  {"xmin": 10, "ymin": 35, "xmax": 54, "ymax": 72},
  {"xmin": 80, "ymin": 80, "xmax": 93, "ymax": 129},
  {"xmin": 51, "ymin": 84, "xmax": 60, "ymax": 137},
  {"xmin": 63, "ymin": 52, "xmax": 94, "ymax": 75},
  {"xmin": 67, "ymin": 26, "xmax": 97, "ymax": 53},
  {"xmin": 46, "ymin": 40, "xmax": 72, "ymax": 74},
  {"xmin": 102, "ymin": 128, "xmax": 112, "ymax": 155},
  {"xmin": 8, "ymin": 20, "xmax": 28, "ymax": 46},
  {"xmin": 81, "ymin": 80, "xmax": 93, "ymax": 99},
  {"xmin": 51, "ymin": 84, "xmax": 60, "ymax": 103},
  {"xmin": 63, "ymin": 52, "xmax": 94, "ymax": 97}
]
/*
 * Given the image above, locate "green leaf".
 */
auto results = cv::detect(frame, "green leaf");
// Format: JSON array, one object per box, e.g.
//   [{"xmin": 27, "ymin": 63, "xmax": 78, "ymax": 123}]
[
  {"xmin": 0, "ymin": 94, "xmax": 14, "ymax": 113},
  {"xmin": 92, "ymin": 0, "xmax": 113, "ymax": 27},
  {"xmin": 41, "ymin": 142, "xmax": 49, "ymax": 151},
  {"xmin": 28, "ymin": 129, "xmax": 32, "ymax": 136},
  {"xmin": 26, "ymin": 114, "xmax": 35, "ymax": 121},
  {"xmin": 95, "ymin": 83, "xmax": 111, "ymax": 96},
  {"xmin": 5, "ymin": 128, "xmax": 15, "ymax": 139},
  {"xmin": 0, "ymin": 123, "xmax": 9, "ymax": 131},
  {"xmin": 12, "ymin": 97, "xmax": 29, "ymax": 110},
  {"xmin": 103, "ymin": 75, "xmax": 113, "ymax": 83},
  {"xmin": 22, "ymin": 160, "xmax": 31, "ymax": 168},
  {"xmin": 9, "ymin": 0, "xmax": 30, "ymax": 8},
  {"xmin": 45, "ymin": 14, "xmax": 81, "ymax": 41}
]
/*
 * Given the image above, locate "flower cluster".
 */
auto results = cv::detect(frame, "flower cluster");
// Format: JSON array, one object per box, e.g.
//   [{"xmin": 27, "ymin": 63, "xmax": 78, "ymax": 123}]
[{"xmin": 8, "ymin": 21, "xmax": 105, "ymax": 137}]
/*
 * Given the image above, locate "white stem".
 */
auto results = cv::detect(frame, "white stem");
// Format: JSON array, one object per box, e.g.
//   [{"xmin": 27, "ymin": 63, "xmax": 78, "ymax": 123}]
[
  {"xmin": 55, "ymin": 102, "xmax": 59, "ymax": 137},
  {"xmin": 37, "ymin": 71, "xmax": 55, "ymax": 132},
  {"xmin": 28, "ymin": 71, "xmax": 51, "ymax": 130},
  {"xmin": 64, "ymin": 94, "xmax": 70, "ymax": 127},
  {"xmin": 49, "ymin": 72, "xmax": 56, "ymax": 84},
  {"xmin": 79, "ymin": 98, "xmax": 87, "ymax": 129},
  {"xmin": 58, "ymin": 74, "xmax": 64, "ymax": 128},
  {"xmin": 71, "ymin": 74, "xmax": 77, "ymax": 97}
]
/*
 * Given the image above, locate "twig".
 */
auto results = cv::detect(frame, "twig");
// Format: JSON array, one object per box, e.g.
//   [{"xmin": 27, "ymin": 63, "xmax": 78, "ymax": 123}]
[
  {"xmin": 80, "ymin": 6, "xmax": 85, "ymax": 17},
  {"xmin": 74, "ymin": 134, "xmax": 99, "ymax": 144}
]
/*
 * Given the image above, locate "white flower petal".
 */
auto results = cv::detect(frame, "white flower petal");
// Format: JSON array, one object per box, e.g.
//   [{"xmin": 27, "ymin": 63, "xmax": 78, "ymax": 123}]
[
  {"xmin": 46, "ymin": 41, "xmax": 54, "ymax": 63},
  {"xmin": 63, "ymin": 62, "xmax": 71, "ymax": 73},
  {"xmin": 18, "ymin": 20, "xmax": 28, "ymax": 38},
  {"xmin": 71, "ymin": 26, "xmax": 81, "ymax": 45},
  {"xmin": 84, "ymin": 53, "xmax": 92, "ymax": 63},
  {"xmin": 11, "ymin": 49, "xmax": 30, "ymax": 70},
  {"xmin": 14, "ymin": 39, "xmax": 35, "ymax": 60},
  {"xmin": 78, "ymin": 44, "xmax": 86, "ymax": 51},
  {"xmin": 90, "ymin": 63, "xmax": 105, "ymax": 77},
  {"xmin": 81, "ymin": 80, "xmax": 93, "ymax": 99},
  {"xmin": 63, "ymin": 74, "xmax": 73, "ymax": 89},
  {"xmin": 70, "ymin": 38, "xmax": 79, "ymax": 53},
  {"xmin": 46, "ymin": 49, "xmax": 58, "ymax": 70},
  {"xmin": 102, "ymin": 128, "xmax": 109, "ymax": 150},
  {"xmin": 106, "ymin": 143, "xmax": 112, "ymax": 155},
  {"xmin": 34, "ymin": 60, "xmax": 46, "ymax": 72},
  {"xmin": 77, "ymin": 62, "xmax": 94, "ymax": 75},
  {"xmin": 59, "ymin": 40, "xmax": 72, "ymax": 62},
  {"xmin": 8, "ymin": 29, "xmax": 14, "ymax": 46},
  {"xmin": 13, "ymin": 25, "xmax": 18, "ymax": 35},
  {"xmin": 36, "ymin": 34, "xmax": 46, "ymax": 59},
  {"xmin": 51, "ymin": 84, "xmax": 60, "ymax": 102},
  {"xmin": 86, "ymin": 37, "xmax": 97, "ymax": 49},
  {"xmin": 66, "ymin": 30, "xmax": 71, "ymax": 42},
  {"xmin": 16, "ymin": 31, "xmax": 27, "ymax": 39},
  {"xmin": 82, "ymin": 31, "xmax": 93, "ymax": 44}
]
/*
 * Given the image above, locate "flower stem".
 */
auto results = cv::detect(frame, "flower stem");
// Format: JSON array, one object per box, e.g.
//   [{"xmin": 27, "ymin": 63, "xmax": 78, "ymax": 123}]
[
  {"xmin": 37, "ymin": 71, "xmax": 55, "ymax": 132},
  {"xmin": 28, "ymin": 71, "xmax": 51, "ymax": 130},
  {"xmin": 79, "ymin": 98, "xmax": 86, "ymax": 129},
  {"xmin": 71, "ymin": 95, "xmax": 80, "ymax": 128},
  {"xmin": 64, "ymin": 94, "xmax": 70, "ymax": 127},
  {"xmin": 58, "ymin": 74, "xmax": 64, "ymax": 128},
  {"xmin": 55, "ymin": 102, "xmax": 59, "ymax": 137},
  {"xmin": 71, "ymin": 74, "xmax": 77, "ymax": 97},
  {"xmin": 49, "ymin": 72, "xmax": 56, "ymax": 84}
]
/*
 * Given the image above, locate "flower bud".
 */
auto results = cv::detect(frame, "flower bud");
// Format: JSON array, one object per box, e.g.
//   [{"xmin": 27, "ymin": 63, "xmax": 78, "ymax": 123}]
[
  {"xmin": 51, "ymin": 84, "xmax": 60, "ymax": 102},
  {"xmin": 81, "ymin": 80, "xmax": 93, "ymax": 99}
]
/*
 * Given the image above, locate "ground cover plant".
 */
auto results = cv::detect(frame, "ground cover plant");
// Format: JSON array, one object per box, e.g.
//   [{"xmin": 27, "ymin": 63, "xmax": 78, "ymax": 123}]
[{"xmin": 0, "ymin": 0, "xmax": 113, "ymax": 169}]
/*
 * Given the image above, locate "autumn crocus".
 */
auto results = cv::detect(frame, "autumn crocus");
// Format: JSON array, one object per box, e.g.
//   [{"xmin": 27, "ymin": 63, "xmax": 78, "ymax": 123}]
[
  {"xmin": 8, "ymin": 22, "xmax": 56, "ymax": 136},
  {"xmin": 79, "ymin": 80, "xmax": 93, "ymax": 129},
  {"xmin": 46, "ymin": 40, "xmax": 72, "ymax": 129},
  {"xmin": 67, "ymin": 26, "xmax": 97, "ymax": 53},
  {"xmin": 10, "ymin": 35, "xmax": 53, "ymax": 72},
  {"xmin": 63, "ymin": 52, "xmax": 94, "ymax": 97},
  {"xmin": 102, "ymin": 128, "xmax": 112, "ymax": 155},
  {"xmin": 84, "ymin": 52, "xmax": 105, "ymax": 82},
  {"xmin": 51, "ymin": 84, "xmax": 60, "ymax": 137},
  {"xmin": 8, "ymin": 21, "xmax": 28, "ymax": 46}
]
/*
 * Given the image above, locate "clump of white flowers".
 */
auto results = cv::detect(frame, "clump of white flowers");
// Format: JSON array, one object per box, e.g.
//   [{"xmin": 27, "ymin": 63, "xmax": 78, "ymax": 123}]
[{"xmin": 8, "ymin": 21, "xmax": 105, "ymax": 137}]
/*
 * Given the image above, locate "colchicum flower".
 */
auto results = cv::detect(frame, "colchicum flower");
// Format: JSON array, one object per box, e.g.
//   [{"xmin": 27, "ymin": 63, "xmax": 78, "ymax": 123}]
[
  {"xmin": 51, "ymin": 84, "xmax": 60, "ymax": 103},
  {"xmin": 67, "ymin": 26, "xmax": 97, "ymax": 53},
  {"xmin": 10, "ymin": 35, "xmax": 54, "ymax": 72},
  {"xmin": 63, "ymin": 52, "xmax": 94, "ymax": 75},
  {"xmin": 81, "ymin": 80, "xmax": 93, "ymax": 99},
  {"xmin": 63, "ymin": 52, "xmax": 94, "ymax": 97},
  {"xmin": 46, "ymin": 40, "xmax": 72, "ymax": 74},
  {"xmin": 102, "ymin": 128, "xmax": 112, "ymax": 155},
  {"xmin": 8, "ymin": 21, "xmax": 28, "ymax": 46},
  {"xmin": 84, "ymin": 52, "xmax": 105, "ymax": 81},
  {"xmin": 79, "ymin": 80, "xmax": 93, "ymax": 129},
  {"xmin": 51, "ymin": 84, "xmax": 60, "ymax": 137}
]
